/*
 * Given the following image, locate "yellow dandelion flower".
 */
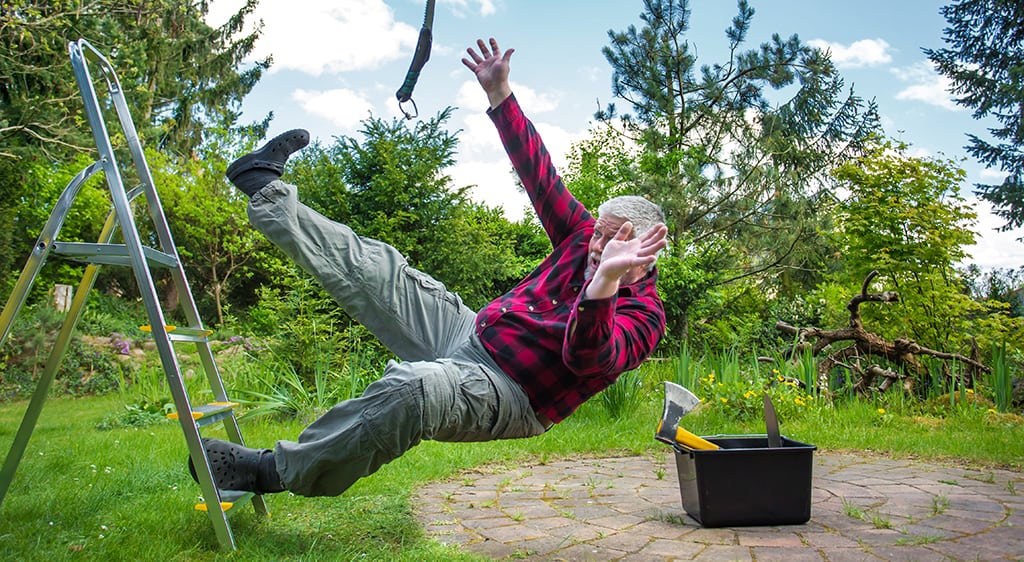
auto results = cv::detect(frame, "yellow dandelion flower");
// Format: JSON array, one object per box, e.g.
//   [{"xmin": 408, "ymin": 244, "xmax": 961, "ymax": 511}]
[
  {"xmin": 720, "ymin": 397, "xmax": 728, "ymax": 404},
  {"xmin": 877, "ymin": 408, "xmax": 886, "ymax": 415}
]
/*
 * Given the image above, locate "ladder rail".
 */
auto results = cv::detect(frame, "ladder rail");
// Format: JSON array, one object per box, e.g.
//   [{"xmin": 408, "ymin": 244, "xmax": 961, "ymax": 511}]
[
  {"xmin": 0, "ymin": 161, "xmax": 102, "ymax": 347},
  {"xmin": 71, "ymin": 40, "xmax": 238, "ymax": 408},
  {"xmin": 68, "ymin": 42, "xmax": 189, "ymax": 455},
  {"xmin": 1, "ymin": 38, "xmax": 265, "ymax": 551},
  {"xmin": 68, "ymin": 39, "xmax": 253, "ymax": 548},
  {"xmin": 74, "ymin": 40, "xmax": 182, "ymax": 264}
]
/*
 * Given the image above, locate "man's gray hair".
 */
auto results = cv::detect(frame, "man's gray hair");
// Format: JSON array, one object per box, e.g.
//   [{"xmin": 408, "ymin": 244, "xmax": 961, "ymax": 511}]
[{"xmin": 596, "ymin": 195, "xmax": 665, "ymax": 237}]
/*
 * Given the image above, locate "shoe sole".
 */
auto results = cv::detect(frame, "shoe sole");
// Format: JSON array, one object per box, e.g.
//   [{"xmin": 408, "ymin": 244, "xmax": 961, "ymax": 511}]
[{"xmin": 226, "ymin": 129, "xmax": 310, "ymax": 180}]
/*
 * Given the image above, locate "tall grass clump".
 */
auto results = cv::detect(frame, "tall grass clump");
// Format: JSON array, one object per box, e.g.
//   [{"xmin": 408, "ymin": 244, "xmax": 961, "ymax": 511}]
[
  {"xmin": 670, "ymin": 341, "xmax": 700, "ymax": 389},
  {"xmin": 231, "ymin": 349, "xmax": 341, "ymax": 422},
  {"xmin": 226, "ymin": 322, "xmax": 389, "ymax": 423},
  {"xmin": 989, "ymin": 341, "xmax": 1011, "ymax": 412},
  {"xmin": 798, "ymin": 345, "xmax": 819, "ymax": 396},
  {"xmin": 598, "ymin": 369, "xmax": 646, "ymax": 419}
]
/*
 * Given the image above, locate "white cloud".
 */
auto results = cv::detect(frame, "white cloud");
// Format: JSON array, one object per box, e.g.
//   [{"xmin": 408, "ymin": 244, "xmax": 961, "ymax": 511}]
[
  {"xmin": 455, "ymin": 80, "xmax": 496, "ymax": 114},
  {"xmin": 454, "ymin": 79, "xmax": 559, "ymax": 114},
  {"xmin": 905, "ymin": 146, "xmax": 932, "ymax": 159},
  {"xmin": 459, "ymin": 112, "xmax": 505, "ymax": 157},
  {"xmin": 979, "ymin": 168, "xmax": 1008, "ymax": 182},
  {"xmin": 440, "ymin": 0, "xmax": 496, "ymax": 17},
  {"xmin": 807, "ymin": 38, "xmax": 892, "ymax": 68},
  {"xmin": 450, "ymin": 120, "xmax": 582, "ymax": 222},
  {"xmin": 207, "ymin": 0, "xmax": 418, "ymax": 76},
  {"xmin": 450, "ymin": 86, "xmax": 587, "ymax": 220},
  {"xmin": 892, "ymin": 61, "xmax": 961, "ymax": 111},
  {"xmin": 450, "ymin": 158, "xmax": 530, "ymax": 221},
  {"xmin": 962, "ymin": 198, "xmax": 1024, "ymax": 269},
  {"xmin": 292, "ymin": 88, "xmax": 375, "ymax": 132},
  {"xmin": 577, "ymin": 65, "xmax": 604, "ymax": 84}
]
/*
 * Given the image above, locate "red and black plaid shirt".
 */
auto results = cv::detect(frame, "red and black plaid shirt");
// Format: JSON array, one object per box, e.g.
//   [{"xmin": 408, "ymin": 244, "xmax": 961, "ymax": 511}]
[{"xmin": 476, "ymin": 95, "xmax": 666, "ymax": 424}]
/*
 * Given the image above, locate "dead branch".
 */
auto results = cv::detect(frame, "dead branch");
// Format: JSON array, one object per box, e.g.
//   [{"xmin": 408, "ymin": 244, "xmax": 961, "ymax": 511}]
[{"xmin": 777, "ymin": 270, "xmax": 990, "ymax": 396}]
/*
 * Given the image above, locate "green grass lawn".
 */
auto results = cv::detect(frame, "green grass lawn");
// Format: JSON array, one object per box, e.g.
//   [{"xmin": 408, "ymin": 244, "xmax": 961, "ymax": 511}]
[{"xmin": 0, "ymin": 392, "xmax": 1021, "ymax": 560}]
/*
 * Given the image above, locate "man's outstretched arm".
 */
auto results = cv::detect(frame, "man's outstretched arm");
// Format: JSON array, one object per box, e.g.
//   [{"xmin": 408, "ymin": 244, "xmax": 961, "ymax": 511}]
[{"xmin": 463, "ymin": 37, "xmax": 589, "ymax": 245}]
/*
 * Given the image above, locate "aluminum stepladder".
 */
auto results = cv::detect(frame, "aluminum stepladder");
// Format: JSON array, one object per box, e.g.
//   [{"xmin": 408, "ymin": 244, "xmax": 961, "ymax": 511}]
[{"xmin": 0, "ymin": 38, "xmax": 266, "ymax": 551}]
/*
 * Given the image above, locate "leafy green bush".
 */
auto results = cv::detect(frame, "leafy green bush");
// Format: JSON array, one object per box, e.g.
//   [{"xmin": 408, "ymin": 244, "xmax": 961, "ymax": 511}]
[
  {"xmin": 231, "ymin": 354, "xmax": 345, "ymax": 423},
  {"xmin": 681, "ymin": 347, "xmax": 820, "ymax": 422},
  {"xmin": 78, "ymin": 290, "xmax": 148, "ymax": 337},
  {"xmin": 225, "ymin": 325, "xmax": 389, "ymax": 424},
  {"xmin": 0, "ymin": 301, "xmax": 137, "ymax": 399},
  {"xmin": 694, "ymin": 370, "xmax": 818, "ymax": 422},
  {"xmin": 53, "ymin": 338, "xmax": 132, "ymax": 396}
]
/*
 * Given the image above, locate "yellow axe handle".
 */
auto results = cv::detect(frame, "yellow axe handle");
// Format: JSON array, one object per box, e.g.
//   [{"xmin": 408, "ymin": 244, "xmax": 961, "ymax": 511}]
[{"xmin": 657, "ymin": 420, "xmax": 720, "ymax": 450}]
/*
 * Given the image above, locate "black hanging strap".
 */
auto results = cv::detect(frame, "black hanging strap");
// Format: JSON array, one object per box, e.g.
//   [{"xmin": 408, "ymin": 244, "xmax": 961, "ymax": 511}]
[{"xmin": 396, "ymin": 0, "xmax": 435, "ymax": 119}]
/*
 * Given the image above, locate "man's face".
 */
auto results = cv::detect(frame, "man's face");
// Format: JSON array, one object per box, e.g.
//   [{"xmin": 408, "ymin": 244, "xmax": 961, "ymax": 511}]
[{"xmin": 585, "ymin": 214, "xmax": 638, "ymax": 281}]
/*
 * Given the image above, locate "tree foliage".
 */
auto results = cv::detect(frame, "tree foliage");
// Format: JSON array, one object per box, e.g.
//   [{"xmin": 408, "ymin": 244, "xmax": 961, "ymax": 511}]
[
  {"xmin": 152, "ymin": 141, "xmax": 281, "ymax": 327},
  {"xmin": 963, "ymin": 264, "xmax": 1024, "ymax": 317},
  {"xmin": 0, "ymin": 154, "xmax": 111, "ymax": 299},
  {"xmin": 925, "ymin": 0, "xmax": 1024, "ymax": 231},
  {"xmin": 561, "ymin": 124, "xmax": 639, "ymax": 212},
  {"xmin": 284, "ymin": 109, "xmax": 548, "ymax": 312},
  {"xmin": 822, "ymin": 140, "xmax": 996, "ymax": 354},
  {"xmin": 0, "ymin": 0, "xmax": 268, "ymax": 159},
  {"xmin": 588, "ymin": 0, "xmax": 879, "ymax": 346},
  {"xmin": 599, "ymin": 0, "xmax": 878, "ymax": 247},
  {"xmin": 0, "ymin": 0, "xmax": 268, "ymax": 294}
]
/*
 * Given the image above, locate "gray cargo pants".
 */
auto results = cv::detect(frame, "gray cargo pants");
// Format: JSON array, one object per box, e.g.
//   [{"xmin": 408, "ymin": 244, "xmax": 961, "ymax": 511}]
[{"xmin": 248, "ymin": 181, "xmax": 548, "ymax": 497}]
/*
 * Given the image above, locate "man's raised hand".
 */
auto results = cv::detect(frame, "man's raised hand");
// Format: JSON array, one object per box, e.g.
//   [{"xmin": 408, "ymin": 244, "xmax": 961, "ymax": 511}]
[{"xmin": 462, "ymin": 37, "xmax": 514, "ymax": 108}]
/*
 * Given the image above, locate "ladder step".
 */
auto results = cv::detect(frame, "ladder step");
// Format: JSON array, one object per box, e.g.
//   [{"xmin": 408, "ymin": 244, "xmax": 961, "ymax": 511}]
[
  {"xmin": 51, "ymin": 241, "xmax": 178, "ymax": 268},
  {"xmin": 195, "ymin": 489, "xmax": 258, "ymax": 514},
  {"xmin": 167, "ymin": 402, "xmax": 238, "ymax": 427},
  {"xmin": 140, "ymin": 324, "xmax": 213, "ymax": 342}
]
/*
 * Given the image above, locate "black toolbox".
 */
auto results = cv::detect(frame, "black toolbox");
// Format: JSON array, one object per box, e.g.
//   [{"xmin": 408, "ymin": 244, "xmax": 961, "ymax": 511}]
[{"xmin": 672, "ymin": 435, "xmax": 816, "ymax": 527}]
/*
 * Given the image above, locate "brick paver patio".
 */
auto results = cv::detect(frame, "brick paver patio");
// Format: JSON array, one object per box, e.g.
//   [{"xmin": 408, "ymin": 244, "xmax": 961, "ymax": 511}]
[{"xmin": 414, "ymin": 451, "xmax": 1024, "ymax": 561}]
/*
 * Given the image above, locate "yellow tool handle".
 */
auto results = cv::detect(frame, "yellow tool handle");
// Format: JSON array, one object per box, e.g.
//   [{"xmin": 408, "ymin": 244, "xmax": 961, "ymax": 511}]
[
  {"xmin": 673, "ymin": 425, "xmax": 720, "ymax": 450},
  {"xmin": 656, "ymin": 419, "xmax": 720, "ymax": 450}
]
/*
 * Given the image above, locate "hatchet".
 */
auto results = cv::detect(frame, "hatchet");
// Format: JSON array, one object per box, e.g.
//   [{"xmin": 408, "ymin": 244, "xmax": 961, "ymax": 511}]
[{"xmin": 655, "ymin": 381, "xmax": 719, "ymax": 450}]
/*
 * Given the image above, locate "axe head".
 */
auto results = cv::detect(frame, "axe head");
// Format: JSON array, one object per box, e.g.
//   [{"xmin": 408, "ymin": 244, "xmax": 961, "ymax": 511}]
[{"xmin": 655, "ymin": 381, "xmax": 702, "ymax": 445}]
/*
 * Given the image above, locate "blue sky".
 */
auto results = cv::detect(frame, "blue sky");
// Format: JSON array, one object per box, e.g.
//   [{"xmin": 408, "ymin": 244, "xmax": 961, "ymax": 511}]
[{"xmin": 207, "ymin": 0, "xmax": 1022, "ymax": 270}]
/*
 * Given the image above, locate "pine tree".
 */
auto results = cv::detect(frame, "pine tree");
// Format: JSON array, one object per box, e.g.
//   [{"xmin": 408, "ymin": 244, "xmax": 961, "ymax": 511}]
[
  {"xmin": 924, "ymin": 0, "xmax": 1024, "ymax": 231},
  {"xmin": 596, "ymin": 0, "xmax": 879, "ymax": 289}
]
